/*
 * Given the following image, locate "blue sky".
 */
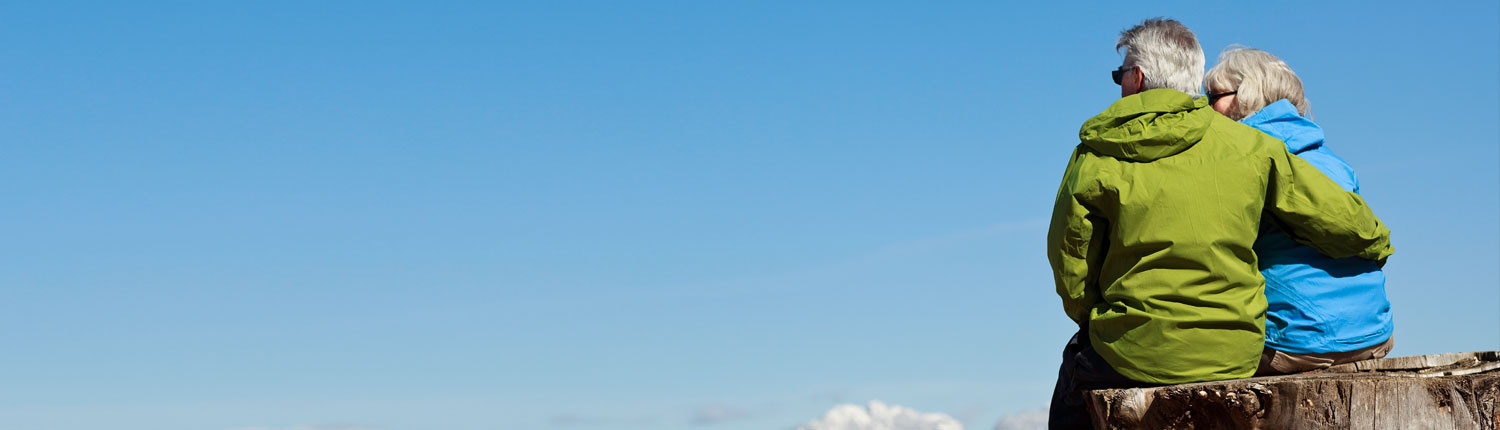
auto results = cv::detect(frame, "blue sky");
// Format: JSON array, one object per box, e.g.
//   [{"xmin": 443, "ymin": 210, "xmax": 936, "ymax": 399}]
[{"xmin": 2, "ymin": 2, "xmax": 1496, "ymax": 429}]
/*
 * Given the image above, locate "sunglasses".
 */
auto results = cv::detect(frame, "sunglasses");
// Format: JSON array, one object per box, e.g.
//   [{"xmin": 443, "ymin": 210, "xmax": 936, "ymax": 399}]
[
  {"xmin": 1111, "ymin": 66, "xmax": 1134, "ymax": 85},
  {"xmin": 1208, "ymin": 91, "xmax": 1237, "ymax": 103}
]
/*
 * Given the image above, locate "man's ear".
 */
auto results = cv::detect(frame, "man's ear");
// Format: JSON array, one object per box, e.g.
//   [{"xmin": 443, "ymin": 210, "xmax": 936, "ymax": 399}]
[{"xmin": 1133, "ymin": 68, "xmax": 1145, "ymax": 91}]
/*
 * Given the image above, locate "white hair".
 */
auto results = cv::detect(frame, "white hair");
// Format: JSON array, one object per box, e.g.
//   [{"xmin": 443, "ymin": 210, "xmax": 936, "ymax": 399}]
[
  {"xmin": 1117, "ymin": 18, "xmax": 1205, "ymax": 97},
  {"xmin": 1205, "ymin": 46, "xmax": 1311, "ymax": 121}
]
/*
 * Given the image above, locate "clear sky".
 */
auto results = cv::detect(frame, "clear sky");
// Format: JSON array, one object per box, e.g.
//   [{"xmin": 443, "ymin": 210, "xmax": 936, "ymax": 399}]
[{"xmin": 3, "ymin": 2, "xmax": 1496, "ymax": 430}]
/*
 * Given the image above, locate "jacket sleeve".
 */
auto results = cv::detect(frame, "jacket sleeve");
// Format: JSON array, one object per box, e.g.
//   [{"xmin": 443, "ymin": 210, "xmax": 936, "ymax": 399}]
[
  {"xmin": 1047, "ymin": 149, "xmax": 1107, "ymax": 326},
  {"xmin": 1265, "ymin": 144, "xmax": 1393, "ymax": 262}
]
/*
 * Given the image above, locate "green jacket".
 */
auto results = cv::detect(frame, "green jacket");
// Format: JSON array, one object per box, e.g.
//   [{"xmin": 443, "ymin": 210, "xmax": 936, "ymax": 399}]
[{"xmin": 1047, "ymin": 89, "xmax": 1392, "ymax": 384}]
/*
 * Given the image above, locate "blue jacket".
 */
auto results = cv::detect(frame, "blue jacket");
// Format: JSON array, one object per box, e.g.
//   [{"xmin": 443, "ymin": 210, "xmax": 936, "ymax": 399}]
[{"xmin": 1244, "ymin": 99, "xmax": 1394, "ymax": 354}]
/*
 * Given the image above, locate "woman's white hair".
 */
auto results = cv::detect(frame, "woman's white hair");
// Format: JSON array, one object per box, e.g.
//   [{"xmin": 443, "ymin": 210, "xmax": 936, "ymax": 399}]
[
  {"xmin": 1204, "ymin": 47, "xmax": 1311, "ymax": 121},
  {"xmin": 1117, "ymin": 18, "xmax": 1205, "ymax": 97}
]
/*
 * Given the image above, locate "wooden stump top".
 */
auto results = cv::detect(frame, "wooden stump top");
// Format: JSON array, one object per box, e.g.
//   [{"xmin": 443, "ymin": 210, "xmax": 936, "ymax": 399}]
[{"xmin": 1084, "ymin": 351, "xmax": 1500, "ymax": 429}]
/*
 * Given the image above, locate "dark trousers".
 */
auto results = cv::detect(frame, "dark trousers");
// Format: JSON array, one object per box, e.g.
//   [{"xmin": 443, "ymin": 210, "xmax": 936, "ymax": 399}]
[{"xmin": 1048, "ymin": 329, "xmax": 1153, "ymax": 430}]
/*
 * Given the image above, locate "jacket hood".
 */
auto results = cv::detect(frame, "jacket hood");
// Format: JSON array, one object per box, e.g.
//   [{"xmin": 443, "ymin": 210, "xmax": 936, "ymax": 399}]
[
  {"xmin": 1241, "ymin": 99, "xmax": 1324, "ymax": 154},
  {"xmin": 1079, "ymin": 89, "xmax": 1214, "ymax": 162}
]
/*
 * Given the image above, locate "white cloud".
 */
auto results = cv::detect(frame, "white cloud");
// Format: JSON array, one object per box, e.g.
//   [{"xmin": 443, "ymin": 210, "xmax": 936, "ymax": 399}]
[
  {"xmin": 797, "ymin": 400, "xmax": 963, "ymax": 430},
  {"xmin": 991, "ymin": 408, "xmax": 1047, "ymax": 430}
]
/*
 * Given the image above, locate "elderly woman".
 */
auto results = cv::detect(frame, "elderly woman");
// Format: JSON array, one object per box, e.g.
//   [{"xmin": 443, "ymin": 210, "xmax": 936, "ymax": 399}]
[{"xmin": 1205, "ymin": 47, "xmax": 1395, "ymax": 375}]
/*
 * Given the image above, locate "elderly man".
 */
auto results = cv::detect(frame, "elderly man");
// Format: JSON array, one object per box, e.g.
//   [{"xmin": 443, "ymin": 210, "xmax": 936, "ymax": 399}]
[{"xmin": 1045, "ymin": 18, "xmax": 1393, "ymax": 428}]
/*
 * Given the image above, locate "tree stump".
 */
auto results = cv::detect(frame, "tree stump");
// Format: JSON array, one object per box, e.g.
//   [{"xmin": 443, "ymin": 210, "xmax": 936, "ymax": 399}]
[{"xmin": 1083, "ymin": 351, "xmax": 1500, "ymax": 429}]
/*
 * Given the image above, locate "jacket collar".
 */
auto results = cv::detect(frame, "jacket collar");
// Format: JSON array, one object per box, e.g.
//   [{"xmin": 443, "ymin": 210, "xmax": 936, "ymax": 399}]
[{"xmin": 1241, "ymin": 99, "xmax": 1324, "ymax": 154}]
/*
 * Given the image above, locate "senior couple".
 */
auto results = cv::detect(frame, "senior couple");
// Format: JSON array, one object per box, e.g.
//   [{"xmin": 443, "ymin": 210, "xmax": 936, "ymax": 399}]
[{"xmin": 1046, "ymin": 18, "xmax": 1395, "ymax": 428}]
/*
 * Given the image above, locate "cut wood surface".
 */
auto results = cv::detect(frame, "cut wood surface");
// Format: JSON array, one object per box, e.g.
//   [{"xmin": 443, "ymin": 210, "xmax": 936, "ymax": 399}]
[{"xmin": 1084, "ymin": 351, "xmax": 1500, "ymax": 429}]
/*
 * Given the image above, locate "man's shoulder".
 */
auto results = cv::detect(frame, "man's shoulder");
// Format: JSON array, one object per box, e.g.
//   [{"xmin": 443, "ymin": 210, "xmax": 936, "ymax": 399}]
[
  {"xmin": 1203, "ymin": 111, "xmax": 1270, "ymax": 138},
  {"xmin": 1065, "ymin": 144, "xmax": 1126, "ymax": 175},
  {"xmin": 1198, "ymin": 112, "xmax": 1285, "ymax": 155}
]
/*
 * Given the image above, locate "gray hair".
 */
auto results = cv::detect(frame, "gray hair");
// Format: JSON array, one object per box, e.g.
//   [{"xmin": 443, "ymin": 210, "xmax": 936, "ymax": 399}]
[
  {"xmin": 1117, "ymin": 18, "xmax": 1205, "ymax": 97},
  {"xmin": 1204, "ymin": 47, "xmax": 1311, "ymax": 121}
]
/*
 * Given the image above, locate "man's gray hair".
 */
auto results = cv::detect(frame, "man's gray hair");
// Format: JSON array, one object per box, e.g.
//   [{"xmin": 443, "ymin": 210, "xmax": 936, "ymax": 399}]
[
  {"xmin": 1205, "ymin": 47, "xmax": 1311, "ymax": 121},
  {"xmin": 1117, "ymin": 18, "xmax": 1205, "ymax": 97}
]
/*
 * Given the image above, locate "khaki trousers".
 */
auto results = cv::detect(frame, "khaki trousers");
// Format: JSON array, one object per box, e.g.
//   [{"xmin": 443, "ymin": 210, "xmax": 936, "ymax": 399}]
[{"xmin": 1255, "ymin": 336, "xmax": 1395, "ymax": 376}]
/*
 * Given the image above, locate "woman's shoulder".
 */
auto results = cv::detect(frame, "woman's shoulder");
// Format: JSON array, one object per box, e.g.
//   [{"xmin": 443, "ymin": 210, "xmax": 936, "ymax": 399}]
[{"xmin": 1295, "ymin": 146, "xmax": 1360, "ymax": 192}]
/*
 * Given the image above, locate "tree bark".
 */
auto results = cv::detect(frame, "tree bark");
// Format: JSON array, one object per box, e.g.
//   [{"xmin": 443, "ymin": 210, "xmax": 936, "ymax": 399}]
[{"xmin": 1084, "ymin": 351, "xmax": 1500, "ymax": 429}]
